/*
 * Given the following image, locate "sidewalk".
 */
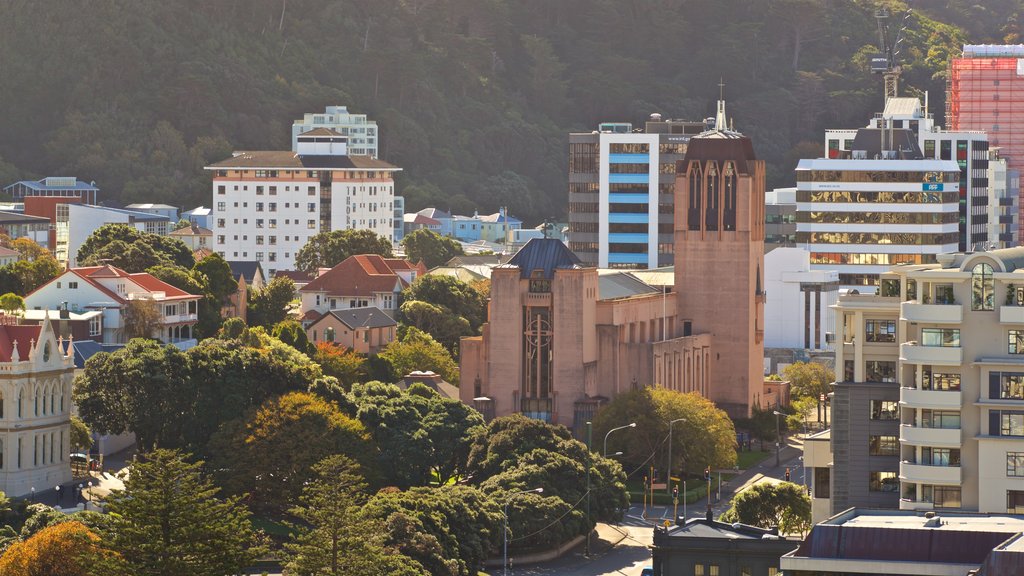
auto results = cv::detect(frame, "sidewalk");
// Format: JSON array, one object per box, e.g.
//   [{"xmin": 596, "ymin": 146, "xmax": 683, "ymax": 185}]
[{"xmin": 83, "ymin": 445, "xmax": 135, "ymax": 503}]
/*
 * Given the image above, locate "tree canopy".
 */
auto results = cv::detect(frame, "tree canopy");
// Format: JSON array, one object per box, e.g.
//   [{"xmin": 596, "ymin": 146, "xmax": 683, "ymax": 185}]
[
  {"xmin": 401, "ymin": 230, "xmax": 463, "ymax": 269},
  {"xmin": 294, "ymin": 229, "xmax": 393, "ymax": 274},
  {"xmin": 377, "ymin": 327, "xmax": 459, "ymax": 384},
  {"xmin": 76, "ymin": 224, "xmax": 192, "ymax": 271},
  {"xmin": 720, "ymin": 481, "xmax": 812, "ymax": 536},
  {"xmin": 247, "ymin": 276, "xmax": 295, "ymax": 329},
  {"xmin": 399, "ymin": 274, "xmax": 487, "ymax": 352}
]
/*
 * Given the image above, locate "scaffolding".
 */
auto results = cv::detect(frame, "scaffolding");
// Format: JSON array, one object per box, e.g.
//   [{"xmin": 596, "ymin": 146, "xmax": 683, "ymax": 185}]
[{"xmin": 949, "ymin": 52, "xmax": 1024, "ymax": 240}]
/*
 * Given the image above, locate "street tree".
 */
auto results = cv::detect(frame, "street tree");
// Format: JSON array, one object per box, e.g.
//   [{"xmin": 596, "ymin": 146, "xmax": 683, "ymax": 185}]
[
  {"xmin": 592, "ymin": 387, "xmax": 737, "ymax": 479},
  {"xmin": 719, "ymin": 481, "xmax": 812, "ymax": 536},
  {"xmin": 294, "ymin": 229, "xmax": 393, "ymax": 273},
  {"xmin": 103, "ymin": 449, "xmax": 258, "ymax": 576},
  {"xmin": 7, "ymin": 237, "xmax": 49, "ymax": 261},
  {"xmin": 76, "ymin": 224, "xmax": 193, "ymax": 270},
  {"xmin": 70, "ymin": 415, "xmax": 93, "ymax": 451},
  {"xmin": 377, "ymin": 327, "xmax": 458, "ymax": 384},
  {"xmin": 122, "ymin": 299, "xmax": 162, "ymax": 340},
  {"xmin": 207, "ymin": 392, "xmax": 375, "ymax": 511},
  {"xmin": 400, "ymin": 229, "xmax": 463, "ymax": 268},
  {"xmin": 191, "ymin": 252, "xmax": 237, "ymax": 303},
  {"xmin": 783, "ymin": 361, "xmax": 834, "ymax": 422},
  {"xmin": 247, "ymin": 276, "xmax": 295, "ymax": 328}
]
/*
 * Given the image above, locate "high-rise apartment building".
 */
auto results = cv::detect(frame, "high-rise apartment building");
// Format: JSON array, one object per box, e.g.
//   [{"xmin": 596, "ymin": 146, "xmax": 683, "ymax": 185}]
[
  {"xmin": 826, "ymin": 97, "xmax": 995, "ymax": 251},
  {"xmin": 674, "ymin": 99, "xmax": 766, "ymax": 418},
  {"xmin": 988, "ymin": 147, "xmax": 1020, "ymax": 247},
  {"xmin": 949, "ymin": 45, "xmax": 1024, "ymax": 240},
  {"xmin": 568, "ymin": 115, "xmax": 707, "ymax": 269},
  {"xmin": 206, "ymin": 128, "xmax": 400, "ymax": 275},
  {"xmin": 797, "ymin": 127, "xmax": 961, "ymax": 290},
  {"xmin": 291, "ymin": 106, "xmax": 379, "ymax": 158},
  {"xmin": 817, "ymin": 247, "xmax": 1024, "ymax": 516}
]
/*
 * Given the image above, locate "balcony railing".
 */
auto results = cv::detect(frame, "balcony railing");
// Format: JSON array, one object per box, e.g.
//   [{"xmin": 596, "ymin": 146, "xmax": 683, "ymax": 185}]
[
  {"xmin": 1001, "ymin": 305, "xmax": 1024, "ymax": 324},
  {"xmin": 900, "ymin": 461, "xmax": 962, "ymax": 484},
  {"xmin": 899, "ymin": 499, "xmax": 935, "ymax": 511},
  {"xmin": 901, "ymin": 302, "xmax": 963, "ymax": 324},
  {"xmin": 900, "ymin": 342, "xmax": 962, "ymax": 366},
  {"xmin": 899, "ymin": 423, "xmax": 961, "ymax": 446},
  {"xmin": 899, "ymin": 387, "xmax": 962, "ymax": 409}
]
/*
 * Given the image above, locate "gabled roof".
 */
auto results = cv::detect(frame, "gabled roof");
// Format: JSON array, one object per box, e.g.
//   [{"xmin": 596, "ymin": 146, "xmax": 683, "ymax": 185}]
[
  {"xmin": 183, "ymin": 206, "xmax": 212, "ymax": 216},
  {"xmin": 192, "ymin": 247, "xmax": 215, "ymax": 262},
  {"xmin": 301, "ymin": 255, "xmax": 418, "ymax": 296},
  {"xmin": 501, "ymin": 238, "xmax": 583, "ymax": 279},
  {"xmin": 310, "ymin": 307, "xmax": 397, "ymax": 330},
  {"xmin": 0, "ymin": 324, "xmax": 41, "ymax": 362},
  {"xmin": 404, "ymin": 213, "xmax": 440, "ymax": 226},
  {"xmin": 34, "ymin": 265, "xmax": 201, "ymax": 303},
  {"xmin": 0, "ymin": 246, "xmax": 20, "ymax": 258},
  {"xmin": 417, "ymin": 207, "xmax": 451, "ymax": 220},
  {"xmin": 479, "ymin": 212, "xmax": 522, "ymax": 224},
  {"xmin": 298, "ymin": 127, "xmax": 345, "ymax": 137},
  {"xmin": 226, "ymin": 261, "xmax": 265, "ymax": 285},
  {"xmin": 275, "ymin": 270, "xmax": 315, "ymax": 283},
  {"xmin": 383, "ymin": 259, "xmax": 427, "ymax": 276},
  {"xmin": 169, "ymin": 224, "xmax": 212, "ymax": 237}
]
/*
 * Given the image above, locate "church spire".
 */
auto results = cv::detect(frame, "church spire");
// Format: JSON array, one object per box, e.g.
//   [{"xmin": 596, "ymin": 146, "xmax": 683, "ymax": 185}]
[{"xmin": 715, "ymin": 78, "xmax": 728, "ymax": 131}]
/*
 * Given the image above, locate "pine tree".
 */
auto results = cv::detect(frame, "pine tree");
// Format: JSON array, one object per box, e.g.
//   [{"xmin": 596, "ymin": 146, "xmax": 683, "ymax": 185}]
[{"xmin": 103, "ymin": 449, "xmax": 257, "ymax": 576}]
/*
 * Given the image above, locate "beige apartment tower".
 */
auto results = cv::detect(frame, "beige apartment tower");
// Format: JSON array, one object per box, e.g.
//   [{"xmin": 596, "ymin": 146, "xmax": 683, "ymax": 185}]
[{"xmin": 674, "ymin": 100, "xmax": 766, "ymax": 418}]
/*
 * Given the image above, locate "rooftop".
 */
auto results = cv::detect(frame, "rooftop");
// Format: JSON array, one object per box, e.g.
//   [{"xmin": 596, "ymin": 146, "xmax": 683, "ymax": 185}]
[
  {"xmin": 4, "ymin": 177, "xmax": 98, "ymax": 192},
  {"xmin": 72, "ymin": 204, "xmax": 169, "ymax": 222},
  {"xmin": 597, "ymin": 270, "xmax": 659, "ymax": 300},
  {"xmin": 0, "ymin": 211, "xmax": 50, "ymax": 225},
  {"xmin": 315, "ymin": 307, "xmax": 396, "ymax": 330},
  {"xmin": 501, "ymin": 238, "xmax": 582, "ymax": 279},
  {"xmin": 125, "ymin": 203, "xmax": 177, "ymax": 210},
  {"xmin": 206, "ymin": 151, "xmax": 398, "ymax": 171},
  {"xmin": 963, "ymin": 44, "xmax": 1024, "ymax": 58}
]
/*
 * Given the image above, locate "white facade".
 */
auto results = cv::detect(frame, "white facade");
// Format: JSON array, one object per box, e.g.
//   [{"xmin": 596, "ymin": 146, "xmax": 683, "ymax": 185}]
[
  {"xmin": 764, "ymin": 247, "xmax": 838, "ymax": 350},
  {"xmin": 65, "ymin": 204, "xmax": 170, "ymax": 266},
  {"xmin": 291, "ymin": 106, "xmax": 378, "ymax": 157},
  {"xmin": 599, "ymin": 132, "xmax": 662, "ymax": 269},
  {"xmin": 0, "ymin": 318, "xmax": 74, "ymax": 498},
  {"xmin": 987, "ymin": 148, "xmax": 1020, "ymax": 248},
  {"xmin": 825, "ymin": 97, "xmax": 999, "ymax": 250},
  {"xmin": 796, "ymin": 158, "xmax": 961, "ymax": 291},
  {"xmin": 208, "ymin": 131, "xmax": 400, "ymax": 275}
]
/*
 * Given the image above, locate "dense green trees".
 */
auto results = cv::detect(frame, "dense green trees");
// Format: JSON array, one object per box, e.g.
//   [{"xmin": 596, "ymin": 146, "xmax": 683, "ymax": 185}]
[
  {"xmin": 401, "ymin": 230, "xmax": 464, "ymax": 269},
  {"xmin": 377, "ymin": 327, "xmax": 459, "ymax": 384},
  {"xmin": 294, "ymin": 229, "xmax": 393, "ymax": 274},
  {"xmin": 76, "ymin": 225, "xmax": 192, "ymax": 271},
  {"xmin": 103, "ymin": 449, "xmax": 257, "ymax": 576},
  {"xmin": 247, "ymin": 277, "xmax": 295, "ymax": 329},
  {"xmin": 720, "ymin": 481, "xmax": 812, "ymax": 536},
  {"xmin": 592, "ymin": 387, "xmax": 737, "ymax": 480},
  {"xmin": 399, "ymin": 274, "xmax": 487, "ymax": 352},
  {"xmin": 0, "ymin": 2, "xmax": 983, "ymax": 224}
]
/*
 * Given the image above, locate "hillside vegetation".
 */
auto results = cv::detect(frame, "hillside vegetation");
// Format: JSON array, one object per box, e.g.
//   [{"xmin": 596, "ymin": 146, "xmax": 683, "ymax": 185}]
[{"xmin": 0, "ymin": 0, "xmax": 1019, "ymax": 223}]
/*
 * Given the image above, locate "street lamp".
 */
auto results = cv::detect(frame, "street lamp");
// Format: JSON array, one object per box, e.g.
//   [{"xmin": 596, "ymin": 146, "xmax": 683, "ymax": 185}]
[
  {"xmin": 666, "ymin": 418, "xmax": 686, "ymax": 495},
  {"xmin": 773, "ymin": 411, "xmax": 785, "ymax": 467},
  {"xmin": 504, "ymin": 487, "xmax": 543, "ymax": 576},
  {"xmin": 55, "ymin": 485, "xmax": 60, "ymax": 507},
  {"xmin": 604, "ymin": 422, "xmax": 636, "ymax": 457}
]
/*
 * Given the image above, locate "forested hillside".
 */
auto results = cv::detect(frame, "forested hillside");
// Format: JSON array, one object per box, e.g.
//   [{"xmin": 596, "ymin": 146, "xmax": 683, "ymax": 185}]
[{"xmin": 0, "ymin": 0, "xmax": 1019, "ymax": 223}]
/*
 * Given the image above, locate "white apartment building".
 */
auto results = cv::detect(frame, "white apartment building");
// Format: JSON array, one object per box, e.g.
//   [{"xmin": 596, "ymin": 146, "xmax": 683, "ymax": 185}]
[
  {"xmin": 291, "ymin": 106, "xmax": 379, "ymax": 158},
  {"xmin": 206, "ymin": 128, "xmax": 401, "ymax": 275},
  {"xmin": 796, "ymin": 130, "xmax": 961, "ymax": 291},
  {"xmin": 764, "ymin": 246, "xmax": 838, "ymax": 351},
  {"xmin": 825, "ymin": 97, "xmax": 999, "ymax": 251},
  {"xmin": 810, "ymin": 247, "xmax": 1024, "ymax": 517}
]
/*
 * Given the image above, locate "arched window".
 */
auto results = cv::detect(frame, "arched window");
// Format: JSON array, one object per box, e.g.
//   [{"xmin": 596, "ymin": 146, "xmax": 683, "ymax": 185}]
[
  {"xmin": 50, "ymin": 383, "xmax": 55, "ymax": 414},
  {"xmin": 972, "ymin": 262, "xmax": 994, "ymax": 311},
  {"xmin": 17, "ymin": 389, "xmax": 22, "ymax": 418},
  {"xmin": 33, "ymin": 387, "xmax": 39, "ymax": 416},
  {"xmin": 705, "ymin": 162, "xmax": 719, "ymax": 231},
  {"xmin": 688, "ymin": 165, "xmax": 702, "ymax": 231},
  {"xmin": 60, "ymin": 385, "xmax": 64, "ymax": 413}
]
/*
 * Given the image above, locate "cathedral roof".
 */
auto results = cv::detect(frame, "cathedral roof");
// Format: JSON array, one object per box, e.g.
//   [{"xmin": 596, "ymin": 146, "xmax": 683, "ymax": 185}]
[{"xmin": 502, "ymin": 238, "xmax": 582, "ymax": 279}]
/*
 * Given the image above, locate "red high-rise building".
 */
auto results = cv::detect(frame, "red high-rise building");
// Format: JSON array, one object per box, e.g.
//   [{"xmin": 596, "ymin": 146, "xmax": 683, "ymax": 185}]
[{"xmin": 949, "ymin": 45, "xmax": 1024, "ymax": 241}]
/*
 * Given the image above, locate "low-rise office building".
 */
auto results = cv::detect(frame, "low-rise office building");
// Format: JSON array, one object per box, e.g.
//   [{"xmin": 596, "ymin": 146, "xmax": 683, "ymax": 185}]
[{"xmin": 652, "ymin": 517, "xmax": 797, "ymax": 576}]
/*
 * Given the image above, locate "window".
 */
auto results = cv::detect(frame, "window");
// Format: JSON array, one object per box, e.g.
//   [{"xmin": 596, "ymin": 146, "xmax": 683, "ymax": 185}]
[
  {"xmin": 740, "ymin": 569, "xmax": 751, "ymax": 576},
  {"xmin": 325, "ymin": 327, "xmax": 335, "ymax": 343},
  {"xmin": 256, "ymin": 236, "xmax": 264, "ymax": 245},
  {"xmin": 68, "ymin": 282, "xmax": 78, "ymax": 289},
  {"xmin": 814, "ymin": 467, "xmax": 830, "ymax": 499},
  {"xmin": 308, "ymin": 202, "xmax": 316, "ymax": 213},
  {"xmin": 922, "ymin": 447, "xmax": 960, "ymax": 466},
  {"xmin": 217, "ymin": 185, "xmax": 226, "ymax": 195},
  {"xmin": 922, "ymin": 409, "xmax": 960, "ymax": 429},
  {"xmin": 269, "ymin": 203, "xmax": 277, "ymax": 212},
  {"xmin": 869, "ymin": 471, "xmax": 899, "ymax": 492},
  {"xmin": 1008, "ymin": 452, "xmax": 1024, "ymax": 477},
  {"xmin": 269, "ymin": 253, "xmax": 276, "ymax": 262},
  {"xmin": 972, "ymin": 263, "xmax": 994, "ymax": 310},
  {"xmin": 708, "ymin": 566, "xmax": 719, "ymax": 576},
  {"xmin": 993, "ymin": 372, "xmax": 1024, "ymax": 400},
  {"xmin": 1010, "ymin": 330, "xmax": 1024, "ymax": 354},
  {"xmin": 934, "ymin": 284, "xmax": 955, "ymax": 304},
  {"xmin": 308, "ymin": 219, "xmax": 316, "ymax": 229},
  {"xmin": 865, "ymin": 319, "xmax": 896, "ymax": 342},
  {"xmin": 217, "ymin": 235, "xmax": 225, "ymax": 244},
  {"xmin": 217, "ymin": 202, "xmax": 226, "ymax": 212},
  {"xmin": 256, "ymin": 219, "xmax": 264, "ymax": 228},
  {"xmin": 694, "ymin": 565, "xmax": 704, "ymax": 576},
  {"xmin": 870, "ymin": 400, "xmax": 898, "ymax": 420},
  {"xmin": 923, "ymin": 485, "xmax": 961, "ymax": 508},
  {"xmin": 1001, "ymin": 411, "xmax": 1024, "ymax": 436},
  {"xmin": 922, "ymin": 328, "xmax": 960, "ymax": 347},
  {"xmin": 869, "ymin": 435, "xmax": 899, "ymax": 456},
  {"xmin": 269, "ymin": 219, "xmax": 277, "ymax": 229},
  {"xmin": 865, "ymin": 361, "xmax": 896, "ymax": 382},
  {"xmin": 1010, "ymin": 491, "xmax": 1024, "ymax": 513},
  {"xmin": 256, "ymin": 202, "xmax": 264, "ymax": 212},
  {"xmin": 255, "ymin": 252, "xmax": 263, "ymax": 261},
  {"xmin": 923, "ymin": 370, "xmax": 960, "ymax": 391},
  {"xmin": 269, "ymin": 186, "xmax": 277, "ymax": 195},
  {"xmin": 89, "ymin": 316, "xmax": 101, "ymax": 336}
]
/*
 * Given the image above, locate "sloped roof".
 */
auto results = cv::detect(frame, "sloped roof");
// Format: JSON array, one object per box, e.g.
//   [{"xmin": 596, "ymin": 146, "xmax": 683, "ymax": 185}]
[
  {"xmin": 298, "ymin": 127, "xmax": 345, "ymax": 137},
  {"xmin": 501, "ymin": 238, "xmax": 583, "ymax": 279},
  {"xmin": 417, "ymin": 207, "xmax": 451, "ymax": 220},
  {"xmin": 192, "ymin": 247, "xmax": 215, "ymax": 262},
  {"xmin": 0, "ymin": 246, "xmax": 20, "ymax": 258},
  {"xmin": 125, "ymin": 203, "xmax": 177, "ymax": 210},
  {"xmin": 300, "ymin": 255, "xmax": 416, "ymax": 296},
  {"xmin": 4, "ymin": 178, "xmax": 97, "ymax": 192},
  {"xmin": 226, "ymin": 261, "xmax": 265, "ymax": 285},
  {"xmin": 883, "ymin": 97, "xmax": 922, "ymax": 118},
  {"xmin": 51, "ymin": 265, "xmax": 200, "ymax": 302},
  {"xmin": 169, "ymin": 224, "xmax": 212, "ymax": 237},
  {"xmin": 597, "ymin": 270, "xmax": 659, "ymax": 300},
  {"xmin": 479, "ymin": 212, "xmax": 522, "ymax": 224},
  {"xmin": 404, "ymin": 213, "xmax": 440, "ymax": 226},
  {"xmin": 0, "ymin": 211, "xmax": 50, "ymax": 225},
  {"xmin": 275, "ymin": 270, "xmax": 315, "ymax": 283},
  {"xmin": 426, "ymin": 266, "xmax": 489, "ymax": 283},
  {"xmin": 311, "ymin": 307, "xmax": 397, "ymax": 330},
  {"xmin": 0, "ymin": 324, "xmax": 41, "ymax": 362},
  {"xmin": 206, "ymin": 151, "xmax": 398, "ymax": 171}
]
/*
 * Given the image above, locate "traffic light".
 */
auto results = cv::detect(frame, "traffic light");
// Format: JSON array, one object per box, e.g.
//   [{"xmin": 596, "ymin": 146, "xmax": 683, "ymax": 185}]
[
  {"xmin": 704, "ymin": 466, "xmax": 711, "ymax": 481},
  {"xmin": 785, "ymin": 468, "xmax": 791, "ymax": 482},
  {"xmin": 673, "ymin": 485, "xmax": 679, "ymax": 499}
]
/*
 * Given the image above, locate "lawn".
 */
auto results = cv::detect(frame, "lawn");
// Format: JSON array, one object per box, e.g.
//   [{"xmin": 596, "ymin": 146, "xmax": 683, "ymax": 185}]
[
  {"xmin": 735, "ymin": 449, "xmax": 772, "ymax": 470},
  {"xmin": 252, "ymin": 516, "xmax": 294, "ymax": 538}
]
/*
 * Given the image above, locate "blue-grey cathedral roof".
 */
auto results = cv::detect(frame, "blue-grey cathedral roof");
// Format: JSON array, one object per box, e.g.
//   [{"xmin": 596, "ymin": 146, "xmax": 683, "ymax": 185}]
[{"xmin": 502, "ymin": 238, "xmax": 582, "ymax": 279}]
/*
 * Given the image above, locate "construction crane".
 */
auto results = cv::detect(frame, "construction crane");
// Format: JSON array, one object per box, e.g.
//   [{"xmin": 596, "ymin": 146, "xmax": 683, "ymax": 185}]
[{"xmin": 871, "ymin": 4, "xmax": 914, "ymax": 103}]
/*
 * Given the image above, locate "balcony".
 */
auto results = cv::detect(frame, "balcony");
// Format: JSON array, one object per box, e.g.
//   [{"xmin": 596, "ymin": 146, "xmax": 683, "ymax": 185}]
[
  {"xmin": 900, "ymin": 387, "xmax": 962, "ymax": 409},
  {"xmin": 901, "ymin": 302, "xmax": 963, "ymax": 324},
  {"xmin": 899, "ymin": 499, "xmax": 935, "ymax": 512},
  {"xmin": 162, "ymin": 313, "xmax": 199, "ymax": 324},
  {"xmin": 899, "ymin": 424, "xmax": 961, "ymax": 447},
  {"xmin": 1001, "ymin": 305, "xmax": 1024, "ymax": 324},
  {"xmin": 900, "ymin": 461, "xmax": 962, "ymax": 485},
  {"xmin": 900, "ymin": 342, "xmax": 962, "ymax": 366}
]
